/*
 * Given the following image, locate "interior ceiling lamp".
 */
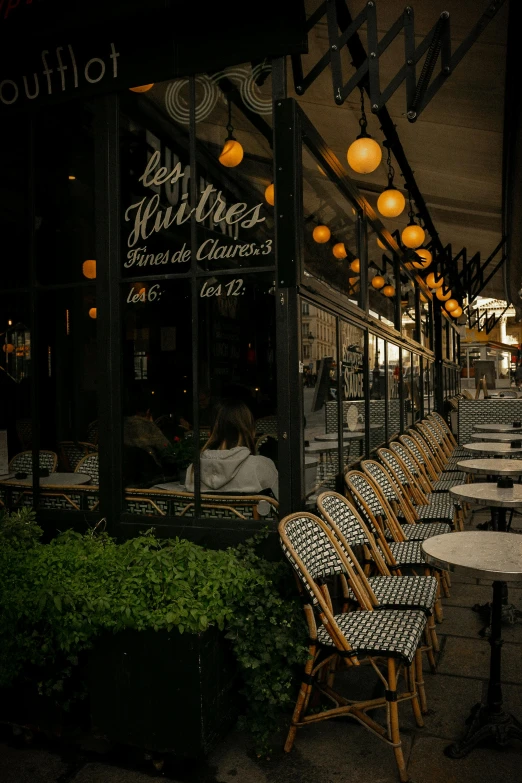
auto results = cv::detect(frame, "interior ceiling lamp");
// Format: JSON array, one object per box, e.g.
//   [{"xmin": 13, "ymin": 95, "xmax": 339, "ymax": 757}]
[
  {"xmin": 451, "ymin": 305, "xmax": 463, "ymax": 318},
  {"xmin": 413, "ymin": 248, "xmax": 432, "ymax": 269},
  {"xmin": 383, "ymin": 284, "xmax": 395, "ymax": 297},
  {"xmin": 347, "ymin": 87, "xmax": 382, "ymax": 174},
  {"xmin": 88, "ymin": 307, "xmax": 97, "ymax": 319},
  {"xmin": 219, "ymin": 99, "xmax": 244, "ymax": 168},
  {"xmin": 350, "ymin": 258, "xmax": 360, "ymax": 273},
  {"xmin": 82, "ymin": 259, "xmax": 96, "ymax": 279},
  {"xmin": 436, "ymin": 286, "xmax": 452, "ymax": 302},
  {"xmin": 313, "ymin": 225, "xmax": 331, "ymax": 243},
  {"xmin": 371, "ymin": 274, "xmax": 385, "ymax": 290},
  {"xmin": 426, "ymin": 271, "xmax": 444, "ymax": 289},
  {"xmin": 333, "ymin": 242, "xmax": 347, "ymax": 259},
  {"xmin": 400, "ymin": 191, "xmax": 425, "ymax": 249},
  {"xmin": 445, "ymin": 298, "xmax": 459, "ymax": 312},
  {"xmin": 264, "ymin": 183, "xmax": 274, "ymax": 206},
  {"xmin": 377, "ymin": 143, "xmax": 405, "ymax": 218},
  {"xmin": 129, "ymin": 84, "xmax": 154, "ymax": 92}
]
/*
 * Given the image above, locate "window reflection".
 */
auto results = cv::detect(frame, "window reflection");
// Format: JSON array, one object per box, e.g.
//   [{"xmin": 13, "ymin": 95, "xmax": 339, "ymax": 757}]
[
  {"xmin": 368, "ymin": 333, "xmax": 387, "ymax": 450},
  {"xmin": 387, "ymin": 343, "xmax": 401, "ymax": 437}
]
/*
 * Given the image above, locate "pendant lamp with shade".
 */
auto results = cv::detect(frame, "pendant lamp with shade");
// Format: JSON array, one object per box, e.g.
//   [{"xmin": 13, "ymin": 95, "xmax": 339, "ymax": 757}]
[
  {"xmin": 377, "ymin": 142, "xmax": 405, "ymax": 218},
  {"xmin": 347, "ymin": 87, "xmax": 382, "ymax": 174},
  {"xmin": 219, "ymin": 99, "xmax": 244, "ymax": 168},
  {"xmin": 401, "ymin": 192, "xmax": 425, "ymax": 249}
]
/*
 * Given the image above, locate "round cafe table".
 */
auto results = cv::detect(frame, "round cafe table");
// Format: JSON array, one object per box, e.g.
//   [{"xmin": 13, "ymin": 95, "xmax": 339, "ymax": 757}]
[
  {"xmin": 470, "ymin": 431, "xmax": 522, "ymax": 442},
  {"xmin": 462, "ymin": 442, "xmax": 522, "ymax": 455},
  {"xmin": 422, "ymin": 532, "xmax": 522, "ymax": 758},
  {"xmin": 457, "ymin": 459, "xmax": 522, "ymax": 477},
  {"xmin": 449, "ymin": 482, "xmax": 522, "ymax": 532},
  {"xmin": 0, "ymin": 472, "xmax": 91, "ymax": 487},
  {"xmin": 474, "ymin": 423, "xmax": 522, "ymax": 432}
]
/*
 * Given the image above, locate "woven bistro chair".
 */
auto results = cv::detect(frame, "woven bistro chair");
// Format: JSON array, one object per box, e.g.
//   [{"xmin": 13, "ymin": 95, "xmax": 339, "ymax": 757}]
[
  {"xmin": 428, "ymin": 412, "xmax": 458, "ymax": 449},
  {"xmin": 345, "ymin": 470, "xmax": 448, "ymax": 613},
  {"xmin": 390, "ymin": 440, "xmax": 463, "ymax": 494},
  {"xmin": 8, "ymin": 450, "xmax": 58, "ymax": 474},
  {"xmin": 409, "ymin": 427, "xmax": 450, "ymax": 476},
  {"xmin": 418, "ymin": 421, "xmax": 467, "ymax": 471},
  {"xmin": 424, "ymin": 417, "xmax": 464, "ymax": 461},
  {"xmin": 317, "ymin": 491, "xmax": 439, "ymax": 668},
  {"xmin": 58, "ymin": 441, "xmax": 97, "ymax": 472},
  {"xmin": 415, "ymin": 423, "xmax": 448, "ymax": 471},
  {"xmin": 75, "ymin": 453, "xmax": 99, "ymax": 484},
  {"xmin": 377, "ymin": 448, "xmax": 462, "ymax": 531},
  {"xmin": 279, "ymin": 511, "xmax": 426, "ymax": 783},
  {"xmin": 362, "ymin": 458, "xmax": 453, "ymax": 537}
]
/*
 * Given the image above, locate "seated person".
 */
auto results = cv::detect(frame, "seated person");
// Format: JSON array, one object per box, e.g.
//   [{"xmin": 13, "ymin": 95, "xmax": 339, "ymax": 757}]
[
  {"xmin": 123, "ymin": 388, "xmax": 175, "ymax": 486},
  {"xmin": 184, "ymin": 399, "xmax": 278, "ymax": 499}
]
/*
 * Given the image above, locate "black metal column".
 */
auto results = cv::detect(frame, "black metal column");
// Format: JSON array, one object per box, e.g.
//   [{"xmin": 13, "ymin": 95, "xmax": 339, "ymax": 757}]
[{"xmin": 433, "ymin": 299, "xmax": 444, "ymax": 414}]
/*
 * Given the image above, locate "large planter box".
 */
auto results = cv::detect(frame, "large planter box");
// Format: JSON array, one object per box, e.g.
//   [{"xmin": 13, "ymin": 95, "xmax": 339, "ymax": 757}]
[{"xmin": 88, "ymin": 626, "xmax": 238, "ymax": 757}]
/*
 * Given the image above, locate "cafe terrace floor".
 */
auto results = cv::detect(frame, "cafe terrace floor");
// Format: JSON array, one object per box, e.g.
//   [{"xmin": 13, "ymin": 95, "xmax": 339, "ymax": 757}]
[{"xmin": 1, "ymin": 507, "xmax": 521, "ymax": 783}]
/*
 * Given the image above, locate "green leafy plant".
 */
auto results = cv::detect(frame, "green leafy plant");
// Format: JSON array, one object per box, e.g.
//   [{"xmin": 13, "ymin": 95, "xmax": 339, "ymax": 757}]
[{"xmin": 0, "ymin": 514, "xmax": 308, "ymax": 753}]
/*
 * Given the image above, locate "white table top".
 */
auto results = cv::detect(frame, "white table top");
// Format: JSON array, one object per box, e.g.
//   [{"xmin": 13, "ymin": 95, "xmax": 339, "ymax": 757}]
[
  {"xmin": 305, "ymin": 441, "xmax": 355, "ymax": 453},
  {"xmin": 0, "ymin": 472, "xmax": 92, "ymax": 487},
  {"xmin": 421, "ymin": 531, "xmax": 522, "ymax": 581},
  {"xmin": 462, "ymin": 442, "xmax": 522, "ymax": 455},
  {"xmin": 449, "ymin": 482, "xmax": 522, "ymax": 508},
  {"xmin": 314, "ymin": 433, "xmax": 363, "ymax": 442},
  {"xmin": 153, "ymin": 482, "xmax": 189, "ymax": 493},
  {"xmin": 305, "ymin": 456, "xmax": 318, "ymax": 467},
  {"xmin": 471, "ymin": 431, "xmax": 522, "ymax": 442},
  {"xmin": 457, "ymin": 459, "xmax": 522, "ymax": 476},
  {"xmin": 474, "ymin": 423, "xmax": 522, "ymax": 432}
]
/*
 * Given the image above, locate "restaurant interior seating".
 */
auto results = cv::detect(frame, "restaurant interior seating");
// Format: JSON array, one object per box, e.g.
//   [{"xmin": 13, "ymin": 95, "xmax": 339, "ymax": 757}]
[
  {"xmin": 75, "ymin": 453, "xmax": 99, "ymax": 484},
  {"xmin": 58, "ymin": 441, "xmax": 97, "ymax": 473},
  {"xmin": 8, "ymin": 450, "xmax": 58, "ymax": 474},
  {"xmin": 123, "ymin": 487, "xmax": 279, "ymax": 522}
]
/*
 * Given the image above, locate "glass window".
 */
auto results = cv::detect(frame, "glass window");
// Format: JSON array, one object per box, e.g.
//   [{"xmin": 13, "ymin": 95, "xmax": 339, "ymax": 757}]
[
  {"xmin": 302, "ymin": 304, "xmax": 339, "ymax": 505},
  {"xmin": 302, "ymin": 147, "xmax": 362, "ymax": 307},
  {"xmin": 402, "ymin": 348, "xmax": 413, "ymax": 429},
  {"xmin": 423, "ymin": 360, "xmax": 433, "ymax": 414},
  {"xmin": 368, "ymin": 333, "xmax": 387, "ymax": 449},
  {"xmin": 387, "ymin": 342, "xmax": 401, "ymax": 438},
  {"xmin": 400, "ymin": 277, "xmax": 416, "ymax": 340},
  {"xmin": 340, "ymin": 321, "xmax": 366, "ymax": 464},
  {"xmin": 0, "ymin": 116, "xmax": 30, "ymax": 288},
  {"xmin": 368, "ymin": 230, "xmax": 397, "ymax": 328},
  {"xmin": 420, "ymin": 294, "xmax": 431, "ymax": 349},
  {"xmin": 412, "ymin": 353, "xmax": 421, "ymax": 421}
]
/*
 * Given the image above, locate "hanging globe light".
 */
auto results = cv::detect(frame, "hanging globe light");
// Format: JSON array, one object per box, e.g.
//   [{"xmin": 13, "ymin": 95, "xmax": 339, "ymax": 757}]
[
  {"xmin": 451, "ymin": 306, "xmax": 463, "ymax": 318},
  {"xmin": 332, "ymin": 243, "xmax": 347, "ymax": 259},
  {"xmin": 219, "ymin": 99, "xmax": 244, "ymax": 168},
  {"xmin": 413, "ymin": 248, "xmax": 432, "ymax": 269},
  {"xmin": 88, "ymin": 307, "xmax": 97, "ymax": 319},
  {"xmin": 347, "ymin": 87, "xmax": 382, "ymax": 174},
  {"xmin": 348, "ymin": 277, "xmax": 360, "ymax": 293},
  {"xmin": 371, "ymin": 274, "xmax": 385, "ymax": 290},
  {"xmin": 445, "ymin": 298, "xmax": 459, "ymax": 312},
  {"xmin": 129, "ymin": 84, "xmax": 154, "ymax": 93},
  {"xmin": 82, "ymin": 259, "xmax": 96, "ymax": 279},
  {"xmin": 402, "ymin": 222, "xmax": 425, "ymax": 249},
  {"xmin": 313, "ymin": 225, "xmax": 331, "ymax": 243},
  {"xmin": 350, "ymin": 258, "xmax": 361, "ymax": 273},
  {"xmin": 436, "ymin": 287, "xmax": 452, "ymax": 302},
  {"xmin": 426, "ymin": 272, "xmax": 444, "ymax": 289},
  {"xmin": 2, "ymin": 343, "xmax": 14, "ymax": 353},
  {"xmin": 264, "ymin": 183, "xmax": 274, "ymax": 206},
  {"xmin": 377, "ymin": 142, "xmax": 405, "ymax": 218},
  {"xmin": 383, "ymin": 285, "xmax": 395, "ymax": 297}
]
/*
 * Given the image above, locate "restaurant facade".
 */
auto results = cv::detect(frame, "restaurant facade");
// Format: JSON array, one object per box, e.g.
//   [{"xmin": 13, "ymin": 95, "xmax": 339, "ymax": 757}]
[{"xmin": 0, "ymin": 0, "xmax": 462, "ymax": 545}]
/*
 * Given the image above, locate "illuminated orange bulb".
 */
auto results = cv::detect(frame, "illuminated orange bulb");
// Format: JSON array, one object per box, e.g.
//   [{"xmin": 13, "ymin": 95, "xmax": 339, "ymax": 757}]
[
  {"xmin": 347, "ymin": 136, "xmax": 382, "ymax": 174},
  {"xmin": 219, "ymin": 139, "xmax": 244, "ymax": 168},
  {"xmin": 2, "ymin": 343, "xmax": 14, "ymax": 353},
  {"xmin": 445, "ymin": 299, "xmax": 459, "ymax": 312},
  {"xmin": 82, "ymin": 259, "xmax": 96, "ymax": 279},
  {"xmin": 350, "ymin": 258, "xmax": 360, "ymax": 273},
  {"xmin": 383, "ymin": 285, "xmax": 395, "ymax": 297},
  {"xmin": 313, "ymin": 225, "xmax": 331, "ymax": 243},
  {"xmin": 426, "ymin": 272, "xmax": 444, "ymax": 289},
  {"xmin": 129, "ymin": 84, "xmax": 154, "ymax": 93},
  {"xmin": 436, "ymin": 287, "xmax": 452, "ymax": 302},
  {"xmin": 88, "ymin": 307, "xmax": 97, "ymax": 319},
  {"xmin": 377, "ymin": 188, "xmax": 405, "ymax": 218},
  {"xmin": 371, "ymin": 275, "xmax": 385, "ymax": 290},
  {"xmin": 413, "ymin": 248, "xmax": 432, "ymax": 269},
  {"xmin": 401, "ymin": 223, "xmax": 425, "ymax": 249},
  {"xmin": 451, "ymin": 306, "xmax": 463, "ymax": 318},
  {"xmin": 332, "ymin": 243, "xmax": 347, "ymax": 259},
  {"xmin": 348, "ymin": 277, "xmax": 360, "ymax": 293},
  {"xmin": 264, "ymin": 183, "xmax": 274, "ymax": 205}
]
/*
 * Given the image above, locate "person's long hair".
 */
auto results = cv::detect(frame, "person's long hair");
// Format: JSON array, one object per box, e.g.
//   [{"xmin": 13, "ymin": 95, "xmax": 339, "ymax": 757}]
[{"xmin": 202, "ymin": 399, "xmax": 256, "ymax": 454}]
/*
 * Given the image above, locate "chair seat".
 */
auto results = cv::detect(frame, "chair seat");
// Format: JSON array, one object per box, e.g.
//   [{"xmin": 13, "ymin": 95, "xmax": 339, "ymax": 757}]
[
  {"xmin": 415, "ymin": 495, "xmax": 455, "ymax": 522},
  {"xmin": 387, "ymin": 540, "xmax": 427, "ymax": 568},
  {"xmin": 441, "ymin": 470, "xmax": 466, "ymax": 482},
  {"xmin": 432, "ymin": 477, "xmax": 464, "ymax": 492},
  {"xmin": 451, "ymin": 448, "xmax": 471, "ymax": 458},
  {"xmin": 348, "ymin": 575, "xmax": 438, "ymax": 615},
  {"xmin": 399, "ymin": 521, "xmax": 451, "ymax": 540},
  {"xmin": 317, "ymin": 608, "xmax": 426, "ymax": 664}
]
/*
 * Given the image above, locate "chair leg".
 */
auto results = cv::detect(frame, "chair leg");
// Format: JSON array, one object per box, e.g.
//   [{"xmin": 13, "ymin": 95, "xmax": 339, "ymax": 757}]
[
  {"xmin": 415, "ymin": 649, "xmax": 428, "ymax": 716},
  {"xmin": 284, "ymin": 643, "xmax": 318, "ymax": 752},
  {"xmin": 387, "ymin": 658, "xmax": 409, "ymax": 783},
  {"xmin": 427, "ymin": 616, "xmax": 439, "ymax": 655},
  {"xmin": 430, "ymin": 569, "xmax": 444, "ymax": 622},
  {"xmin": 408, "ymin": 657, "xmax": 424, "ymax": 727}
]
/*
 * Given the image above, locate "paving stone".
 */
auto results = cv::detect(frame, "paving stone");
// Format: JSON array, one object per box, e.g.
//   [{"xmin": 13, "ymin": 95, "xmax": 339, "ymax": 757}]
[
  {"xmin": 438, "ymin": 636, "xmax": 522, "ymax": 684},
  {"xmin": 443, "ymin": 582, "xmax": 494, "ymax": 607},
  {"xmin": 72, "ymin": 763, "xmax": 169, "ymax": 782},
  {"xmin": 408, "ymin": 735, "xmax": 520, "ymax": 783},
  {"xmin": 211, "ymin": 730, "xmax": 268, "ymax": 783},
  {"xmin": 0, "ymin": 744, "xmax": 69, "ymax": 783}
]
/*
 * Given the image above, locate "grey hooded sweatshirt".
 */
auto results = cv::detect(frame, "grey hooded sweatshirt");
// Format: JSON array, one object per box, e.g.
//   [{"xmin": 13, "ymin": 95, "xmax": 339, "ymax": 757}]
[{"xmin": 184, "ymin": 446, "xmax": 278, "ymax": 499}]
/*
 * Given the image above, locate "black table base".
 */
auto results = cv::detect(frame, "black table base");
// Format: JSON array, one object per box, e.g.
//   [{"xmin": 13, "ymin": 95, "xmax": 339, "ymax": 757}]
[{"xmin": 446, "ymin": 580, "xmax": 522, "ymax": 758}]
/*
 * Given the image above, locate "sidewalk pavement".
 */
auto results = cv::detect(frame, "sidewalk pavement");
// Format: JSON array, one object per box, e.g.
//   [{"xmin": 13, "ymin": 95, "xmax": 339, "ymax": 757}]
[{"xmin": 1, "ymin": 509, "xmax": 521, "ymax": 783}]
